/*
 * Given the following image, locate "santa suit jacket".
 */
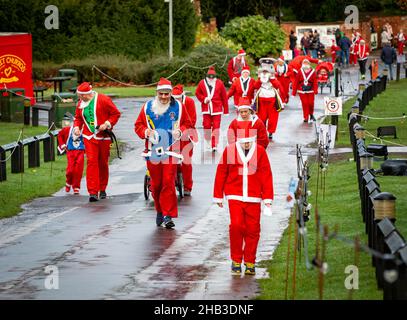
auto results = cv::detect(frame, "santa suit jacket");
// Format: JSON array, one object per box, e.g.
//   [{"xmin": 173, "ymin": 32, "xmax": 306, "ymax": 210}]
[
  {"xmin": 288, "ymin": 56, "xmax": 320, "ymax": 75},
  {"xmin": 134, "ymin": 98, "xmax": 192, "ymax": 158},
  {"xmin": 213, "ymin": 142, "xmax": 273, "ymax": 204},
  {"xmin": 227, "ymin": 76, "xmax": 256, "ymax": 106},
  {"xmin": 356, "ymin": 44, "xmax": 370, "ymax": 60},
  {"xmin": 180, "ymin": 95, "xmax": 198, "ymax": 144},
  {"xmin": 253, "ymin": 78, "xmax": 286, "ymax": 102},
  {"xmin": 227, "ymin": 56, "xmax": 247, "ymax": 82},
  {"xmin": 292, "ymin": 68, "xmax": 318, "ymax": 95},
  {"xmin": 195, "ymin": 78, "xmax": 229, "ymax": 115},
  {"xmin": 227, "ymin": 115, "xmax": 269, "ymax": 150},
  {"xmin": 74, "ymin": 93, "xmax": 121, "ymax": 140}
]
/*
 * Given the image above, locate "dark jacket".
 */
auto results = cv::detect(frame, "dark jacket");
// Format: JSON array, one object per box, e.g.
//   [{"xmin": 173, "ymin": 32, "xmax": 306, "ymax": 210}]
[
  {"xmin": 339, "ymin": 36, "xmax": 351, "ymax": 51},
  {"xmin": 381, "ymin": 45, "xmax": 397, "ymax": 64},
  {"xmin": 289, "ymin": 34, "xmax": 297, "ymax": 50}
]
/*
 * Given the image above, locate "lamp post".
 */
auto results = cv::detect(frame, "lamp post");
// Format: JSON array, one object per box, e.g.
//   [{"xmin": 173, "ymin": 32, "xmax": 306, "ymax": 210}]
[{"xmin": 164, "ymin": 0, "xmax": 173, "ymax": 60}]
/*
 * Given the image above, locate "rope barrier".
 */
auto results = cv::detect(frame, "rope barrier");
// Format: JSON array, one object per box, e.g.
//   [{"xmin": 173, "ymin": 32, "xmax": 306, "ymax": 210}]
[
  {"xmin": 357, "ymin": 113, "xmax": 407, "ymax": 121},
  {"xmin": 365, "ymin": 130, "xmax": 407, "ymax": 147}
]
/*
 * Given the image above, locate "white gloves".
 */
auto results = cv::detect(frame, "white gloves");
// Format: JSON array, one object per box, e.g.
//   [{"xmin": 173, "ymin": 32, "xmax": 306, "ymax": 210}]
[{"xmin": 263, "ymin": 204, "xmax": 273, "ymax": 216}]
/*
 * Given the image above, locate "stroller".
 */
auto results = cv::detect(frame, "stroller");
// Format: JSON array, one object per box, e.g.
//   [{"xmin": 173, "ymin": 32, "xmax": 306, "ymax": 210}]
[
  {"xmin": 144, "ymin": 165, "xmax": 184, "ymax": 201},
  {"xmin": 316, "ymin": 61, "xmax": 334, "ymax": 94}
]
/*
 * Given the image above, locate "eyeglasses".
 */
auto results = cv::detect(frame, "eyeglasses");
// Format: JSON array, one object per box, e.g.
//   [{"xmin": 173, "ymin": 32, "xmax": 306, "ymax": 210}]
[{"xmin": 158, "ymin": 92, "xmax": 171, "ymax": 96}]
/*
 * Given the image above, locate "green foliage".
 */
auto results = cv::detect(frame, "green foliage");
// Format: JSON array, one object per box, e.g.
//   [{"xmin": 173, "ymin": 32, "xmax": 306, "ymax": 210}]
[
  {"xmin": 195, "ymin": 23, "xmax": 241, "ymax": 52},
  {"xmin": 0, "ymin": 0, "xmax": 198, "ymax": 63},
  {"xmin": 220, "ymin": 15, "xmax": 285, "ymax": 60}
]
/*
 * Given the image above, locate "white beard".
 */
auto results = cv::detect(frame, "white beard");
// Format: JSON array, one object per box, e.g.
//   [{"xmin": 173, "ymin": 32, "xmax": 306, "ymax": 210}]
[
  {"xmin": 79, "ymin": 100, "xmax": 90, "ymax": 109},
  {"xmin": 302, "ymin": 66, "xmax": 311, "ymax": 71},
  {"xmin": 206, "ymin": 78, "xmax": 216, "ymax": 87},
  {"xmin": 152, "ymin": 98, "xmax": 170, "ymax": 116}
]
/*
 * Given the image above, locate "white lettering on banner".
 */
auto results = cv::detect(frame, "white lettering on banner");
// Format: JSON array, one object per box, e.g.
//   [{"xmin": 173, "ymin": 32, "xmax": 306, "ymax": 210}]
[
  {"xmin": 44, "ymin": 265, "xmax": 59, "ymax": 290},
  {"xmin": 344, "ymin": 265, "xmax": 359, "ymax": 290},
  {"xmin": 344, "ymin": 5, "xmax": 359, "ymax": 30},
  {"xmin": 324, "ymin": 97, "xmax": 342, "ymax": 116},
  {"xmin": 44, "ymin": 5, "xmax": 59, "ymax": 30}
]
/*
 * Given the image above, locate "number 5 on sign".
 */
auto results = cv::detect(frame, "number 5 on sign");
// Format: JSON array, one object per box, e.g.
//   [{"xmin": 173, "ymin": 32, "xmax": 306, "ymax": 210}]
[{"xmin": 324, "ymin": 97, "xmax": 342, "ymax": 116}]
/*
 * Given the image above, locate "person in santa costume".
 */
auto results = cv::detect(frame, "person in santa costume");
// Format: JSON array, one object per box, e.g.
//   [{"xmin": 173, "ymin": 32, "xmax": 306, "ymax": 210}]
[
  {"xmin": 350, "ymin": 32, "xmax": 361, "ymax": 66},
  {"xmin": 288, "ymin": 54, "xmax": 320, "ymax": 84},
  {"xmin": 227, "ymin": 49, "xmax": 247, "ymax": 84},
  {"xmin": 292, "ymin": 59, "xmax": 318, "ymax": 123},
  {"xmin": 74, "ymin": 82, "xmax": 121, "ymax": 202},
  {"xmin": 135, "ymin": 78, "xmax": 192, "ymax": 229},
  {"xmin": 172, "ymin": 84, "xmax": 198, "ymax": 196},
  {"xmin": 58, "ymin": 113, "xmax": 85, "ymax": 195},
  {"xmin": 213, "ymin": 129, "xmax": 274, "ymax": 275},
  {"xmin": 227, "ymin": 97, "xmax": 269, "ymax": 149},
  {"xmin": 330, "ymin": 40, "xmax": 341, "ymax": 64},
  {"xmin": 396, "ymin": 29, "xmax": 405, "ymax": 55},
  {"xmin": 356, "ymin": 39, "xmax": 370, "ymax": 80},
  {"xmin": 227, "ymin": 65, "xmax": 255, "ymax": 114},
  {"xmin": 195, "ymin": 66, "xmax": 229, "ymax": 152},
  {"xmin": 274, "ymin": 56, "xmax": 293, "ymax": 104},
  {"xmin": 253, "ymin": 65, "xmax": 285, "ymax": 140}
]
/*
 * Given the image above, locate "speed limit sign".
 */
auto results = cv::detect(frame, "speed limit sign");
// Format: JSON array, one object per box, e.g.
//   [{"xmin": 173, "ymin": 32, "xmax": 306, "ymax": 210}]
[{"xmin": 324, "ymin": 97, "xmax": 342, "ymax": 115}]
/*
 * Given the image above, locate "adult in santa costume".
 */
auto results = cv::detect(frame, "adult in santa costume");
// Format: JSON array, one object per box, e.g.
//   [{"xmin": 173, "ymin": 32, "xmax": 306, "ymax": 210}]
[
  {"xmin": 288, "ymin": 55, "xmax": 320, "ymax": 84},
  {"xmin": 195, "ymin": 66, "xmax": 229, "ymax": 152},
  {"xmin": 274, "ymin": 56, "xmax": 293, "ymax": 104},
  {"xmin": 227, "ymin": 49, "xmax": 247, "ymax": 83},
  {"xmin": 213, "ymin": 130, "xmax": 274, "ymax": 275},
  {"xmin": 356, "ymin": 39, "xmax": 370, "ymax": 80},
  {"xmin": 292, "ymin": 59, "xmax": 318, "ymax": 123},
  {"xmin": 172, "ymin": 84, "xmax": 198, "ymax": 196},
  {"xmin": 135, "ymin": 78, "xmax": 192, "ymax": 229},
  {"xmin": 350, "ymin": 32, "xmax": 361, "ymax": 66},
  {"xmin": 227, "ymin": 66, "xmax": 255, "ymax": 113},
  {"xmin": 74, "ymin": 82, "xmax": 121, "ymax": 202},
  {"xmin": 227, "ymin": 97, "xmax": 269, "ymax": 149},
  {"xmin": 396, "ymin": 29, "xmax": 405, "ymax": 55},
  {"xmin": 58, "ymin": 113, "xmax": 85, "ymax": 195},
  {"xmin": 253, "ymin": 65, "xmax": 285, "ymax": 140}
]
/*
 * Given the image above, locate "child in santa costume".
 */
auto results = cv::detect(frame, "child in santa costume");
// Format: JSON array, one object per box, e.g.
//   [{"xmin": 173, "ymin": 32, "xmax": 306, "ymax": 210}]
[
  {"xmin": 227, "ymin": 66, "xmax": 255, "ymax": 114},
  {"xmin": 397, "ymin": 29, "xmax": 405, "ymax": 55},
  {"xmin": 135, "ymin": 78, "xmax": 192, "ymax": 229},
  {"xmin": 356, "ymin": 39, "xmax": 370, "ymax": 80},
  {"xmin": 292, "ymin": 59, "xmax": 318, "ymax": 123},
  {"xmin": 172, "ymin": 84, "xmax": 198, "ymax": 196},
  {"xmin": 213, "ymin": 130, "xmax": 274, "ymax": 275},
  {"xmin": 227, "ymin": 49, "xmax": 247, "ymax": 83},
  {"xmin": 195, "ymin": 66, "xmax": 229, "ymax": 152},
  {"xmin": 227, "ymin": 96, "xmax": 269, "ymax": 150},
  {"xmin": 274, "ymin": 56, "xmax": 293, "ymax": 104},
  {"xmin": 58, "ymin": 113, "xmax": 85, "ymax": 195},
  {"xmin": 253, "ymin": 65, "xmax": 285, "ymax": 140},
  {"xmin": 330, "ymin": 40, "xmax": 341, "ymax": 64},
  {"xmin": 74, "ymin": 82, "xmax": 121, "ymax": 202},
  {"xmin": 350, "ymin": 32, "xmax": 361, "ymax": 66}
]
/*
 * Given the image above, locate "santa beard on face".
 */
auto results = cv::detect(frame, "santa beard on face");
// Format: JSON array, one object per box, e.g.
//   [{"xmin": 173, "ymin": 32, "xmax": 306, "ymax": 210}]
[
  {"xmin": 260, "ymin": 73, "xmax": 270, "ymax": 84},
  {"xmin": 206, "ymin": 77, "xmax": 216, "ymax": 86},
  {"xmin": 152, "ymin": 97, "xmax": 170, "ymax": 115}
]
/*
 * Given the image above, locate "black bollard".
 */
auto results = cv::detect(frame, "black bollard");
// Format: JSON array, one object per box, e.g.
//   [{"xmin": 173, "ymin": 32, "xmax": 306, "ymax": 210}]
[
  {"xmin": 0, "ymin": 146, "xmax": 6, "ymax": 182},
  {"xmin": 11, "ymin": 141, "xmax": 24, "ymax": 173}
]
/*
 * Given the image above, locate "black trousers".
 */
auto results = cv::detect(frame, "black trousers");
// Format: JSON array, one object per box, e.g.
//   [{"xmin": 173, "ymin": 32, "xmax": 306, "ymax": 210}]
[{"xmin": 358, "ymin": 59, "xmax": 367, "ymax": 75}]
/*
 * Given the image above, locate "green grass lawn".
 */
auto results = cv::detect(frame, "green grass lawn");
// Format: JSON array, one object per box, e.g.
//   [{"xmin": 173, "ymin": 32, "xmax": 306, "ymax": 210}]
[
  {"xmin": 0, "ymin": 123, "xmax": 121, "ymax": 219},
  {"xmin": 43, "ymin": 86, "xmax": 197, "ymax": 99},
  {"xmin": 328, "ymin": 78, "xmax": 407, "ymax": 148},
  {"xmin": 258, "ymin": 155, "xmax": 407, "ymax": 300}
]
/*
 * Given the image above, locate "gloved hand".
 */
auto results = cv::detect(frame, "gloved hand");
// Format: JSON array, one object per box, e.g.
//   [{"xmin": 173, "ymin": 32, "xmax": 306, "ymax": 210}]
[
  {"xmin": 263, "ymin": 203, "xmax": 273, "ymax": 216},
  {"xmin": 148, "ymin": 130, "xmax": 159, "ymax": 144}
]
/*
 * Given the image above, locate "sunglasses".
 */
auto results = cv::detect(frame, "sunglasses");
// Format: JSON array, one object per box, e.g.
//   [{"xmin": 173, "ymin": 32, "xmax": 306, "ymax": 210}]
[
  {"xmin": 158, "ymin": 92, "xmax": 171, "ymax": 96},
  {"xmin": 207, "ymin": 75, "xmax": 216, "ymax": 79}
]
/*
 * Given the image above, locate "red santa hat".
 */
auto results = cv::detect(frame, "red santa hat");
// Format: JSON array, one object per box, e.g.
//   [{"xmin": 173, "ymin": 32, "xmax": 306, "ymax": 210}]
[
  {"xmin": 237, "ymin": 97, "xmax": 252, "ymax": 111},
  {"xmin": 241, "ymin": 66, "xmax": 250, "ymax": 74},
  {"xmin": 238, "ymin": 49, "xmax": 246, "ymax": 56},
  {"xmin": 172, "ymin": 84, "xmax": 184, "ymax": 99},
  {"xmin": 156, "ymin": 77, "xmax": 172, "ymax": 91},
  {"xmin": 278, "ymin": 56, "xmax": 285, "ymax": 62},
  {"xmin": 76, "ymin": 82, "xmax": 94, "ymax": 95},
  {"xmin": 237, "ymin": 127, "xmax": 257, "ymax": 143},
  {"xmin": 302, "ymin": 59, "xmax": 311, "ymax": 67},
  {"xmin": 207, "ymin": 66, "xmax": 216, "ymax": 76}
]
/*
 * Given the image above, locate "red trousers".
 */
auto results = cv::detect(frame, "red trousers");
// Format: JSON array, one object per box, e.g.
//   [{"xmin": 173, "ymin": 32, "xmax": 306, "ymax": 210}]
[
  {"xmin": 181, "ymin": 141, "xmax": 194, "ymax": 191},
  {"xmin": 228, "ymin": 200, "xmax": 261, "ymax": 264},
  {"xmin": 147, "ymin": 160, "xmax": 178, "ymax": 218},
  {"xmin": 203, "ymin": 114, "xmax": 221, "ymax": 148},
  {"xmin": 83, "ymin": 139, "xmax": 111, "ymax": 195},
  {"xmin": 257, "ymin": 98, "xmax": 279, "ymax": 134},
  {"xmin": 66, "ymin": 150, "xmax": 84, "ymax": 189},
  {"xmin": 277, "ymin": 76, "xmax": 291, "ymax": 103},
  {"xmin": 350, "ymin": 53, "xmax": 358, "ymax": 65},
  {"xmin": 299, "ymin": 93, "xmax": 315, "ymax": 121}
]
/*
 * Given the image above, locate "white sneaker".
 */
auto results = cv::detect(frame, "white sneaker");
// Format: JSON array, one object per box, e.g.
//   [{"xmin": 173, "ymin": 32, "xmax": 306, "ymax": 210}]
[{"xmin": 212, "ymin": 147, "xmax": 217, "ymax": 152}]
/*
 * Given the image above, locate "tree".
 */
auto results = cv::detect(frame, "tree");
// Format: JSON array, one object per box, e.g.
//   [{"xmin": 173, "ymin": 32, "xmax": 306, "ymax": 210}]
[{"xmin": 220, "ymin": 15, "xmax": 286, "ymax": 60}]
